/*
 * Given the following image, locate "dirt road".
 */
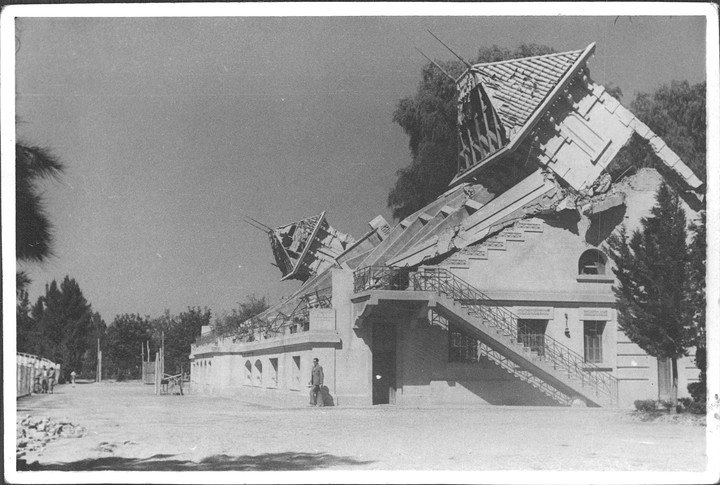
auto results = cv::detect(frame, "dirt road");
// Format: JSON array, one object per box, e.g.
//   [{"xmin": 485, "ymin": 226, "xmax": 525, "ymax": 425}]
[{"xmin": 15, "ymin": 381, "xmax": 707, "ymax": 472}]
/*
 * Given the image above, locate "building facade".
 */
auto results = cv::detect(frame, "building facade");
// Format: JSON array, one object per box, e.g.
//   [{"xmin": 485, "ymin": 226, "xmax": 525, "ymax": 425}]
[{"xmin": 190, "ymin": 43, "xmax": 703, "ymax": 408}]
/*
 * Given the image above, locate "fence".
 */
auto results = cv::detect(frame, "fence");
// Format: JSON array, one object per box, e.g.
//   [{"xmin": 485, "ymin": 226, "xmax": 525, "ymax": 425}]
[{"xmin": 17, "ymin": 352, "xmax": 60, "ymax": 398}]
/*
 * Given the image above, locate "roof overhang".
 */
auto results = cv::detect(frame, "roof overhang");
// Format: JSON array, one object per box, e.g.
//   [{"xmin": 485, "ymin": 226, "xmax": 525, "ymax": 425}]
[{"xmin": 450, "ymin": 42, "xmax": 597, "ymax": 187}]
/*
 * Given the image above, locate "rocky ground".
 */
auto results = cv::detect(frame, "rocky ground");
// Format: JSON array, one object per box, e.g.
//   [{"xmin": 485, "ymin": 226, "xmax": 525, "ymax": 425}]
[{"xmin": 12, "ymin": 381, "xmax": 710, "ymax": 476}]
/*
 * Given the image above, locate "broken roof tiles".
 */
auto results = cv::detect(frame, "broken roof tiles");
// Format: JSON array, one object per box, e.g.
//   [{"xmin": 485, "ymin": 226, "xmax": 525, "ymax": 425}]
[{"xmin": 474, "ymin": 48, "xmax": 585, "ymax": 136}]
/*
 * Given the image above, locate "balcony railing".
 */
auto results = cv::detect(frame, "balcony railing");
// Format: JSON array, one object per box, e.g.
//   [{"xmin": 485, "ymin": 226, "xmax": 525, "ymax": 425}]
[
  {"xmin": 193, "ymin": 286, "xmax": 333, "ymax": 348},
  {"xmin": 353, "ymin": 265, "xmax": 618, "ymax": 405},
  {"xmin": 353, "ymin": 265, "xmax": 410, "ymax": 293}
]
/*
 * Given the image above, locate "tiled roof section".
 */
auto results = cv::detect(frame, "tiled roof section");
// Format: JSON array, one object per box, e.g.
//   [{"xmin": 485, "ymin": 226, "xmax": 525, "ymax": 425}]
[{"xmin": 474, "ymin": 49, "xmax": 584, "ymax": 139}]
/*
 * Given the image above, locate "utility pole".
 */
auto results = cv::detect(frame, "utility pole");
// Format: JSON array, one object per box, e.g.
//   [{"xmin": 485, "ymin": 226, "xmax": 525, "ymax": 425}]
[
  {"xmin": 161, "ymin": 331, "xmax": 165, "ymax": 378},
  {"xmin": 96, "ymin": 338, "xmax": 102, "ymax": 383}
]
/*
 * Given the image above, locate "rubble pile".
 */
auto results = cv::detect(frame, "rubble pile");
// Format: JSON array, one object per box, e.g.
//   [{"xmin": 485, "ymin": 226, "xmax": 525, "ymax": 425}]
[{"xmin": 16, "ymin": 415, "xmax": 86, "ymax": 459}]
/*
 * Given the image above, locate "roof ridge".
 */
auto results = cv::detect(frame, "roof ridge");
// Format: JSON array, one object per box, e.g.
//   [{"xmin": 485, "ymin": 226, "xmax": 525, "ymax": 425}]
[{"xmin": 472, "ymin": 47, "xmax": 585, "ymax": 70}]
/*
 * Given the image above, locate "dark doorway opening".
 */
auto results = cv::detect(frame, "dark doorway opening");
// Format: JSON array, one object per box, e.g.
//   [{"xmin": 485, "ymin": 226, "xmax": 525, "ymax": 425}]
[{"xmin": 372, "ymin": 322, "xmax": 397, "ymax": 405}]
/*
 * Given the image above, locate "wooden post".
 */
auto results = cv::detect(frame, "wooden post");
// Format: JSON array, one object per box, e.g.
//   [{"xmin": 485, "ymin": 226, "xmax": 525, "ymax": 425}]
[
  {"xmin": 161, "ymin": 331, "xmax": 165, "ymax": 377},
  {"xmin": 154, "ymin": 352, "xmax": 160, "ymax": 395}
]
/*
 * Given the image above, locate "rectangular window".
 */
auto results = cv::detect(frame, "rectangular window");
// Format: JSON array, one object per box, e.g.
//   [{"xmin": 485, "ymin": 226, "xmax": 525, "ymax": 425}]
[
  {"xmin": 584, "ymin": 321, "xmax": 605, "ymax": 363},
  {"xmin": 517, "ymin": 319, "xmax": 547, "ymax": 356},
  {"xmin": 448, "ymin": 324, "xmax": 478, "ymax": 363},
  {"xmin": 291, "ymin": 356, "xmax": 301, "ymax": 390},
  {"xmin": 269, "ymin": 358, "xmax": 279, "ymax": 387}
]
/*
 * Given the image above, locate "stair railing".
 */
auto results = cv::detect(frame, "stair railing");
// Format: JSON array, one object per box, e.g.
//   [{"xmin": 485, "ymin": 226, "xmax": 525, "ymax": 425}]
[{"xmin": 353, "ymin": 265, "xmax": 618, "ymax": 404}]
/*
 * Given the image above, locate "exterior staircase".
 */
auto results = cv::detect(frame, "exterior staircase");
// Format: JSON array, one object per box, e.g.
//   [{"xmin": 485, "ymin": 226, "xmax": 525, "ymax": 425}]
[
  {"xmin": 354, "ymin": 266, "xmax": 618, "ymax": 407},
  {"xmin": 428, "ymin": 311, "xmax": 573, "ymax": 405}
]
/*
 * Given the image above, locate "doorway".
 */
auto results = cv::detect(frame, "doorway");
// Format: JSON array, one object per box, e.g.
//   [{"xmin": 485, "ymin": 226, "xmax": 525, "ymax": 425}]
[
  {"xmin": 657, "ymin": 357, "xmax": 673, "ymax": 401},
  {"xmin": 372, "ymin": 322, "xmax": 397, "ymax": 405}
]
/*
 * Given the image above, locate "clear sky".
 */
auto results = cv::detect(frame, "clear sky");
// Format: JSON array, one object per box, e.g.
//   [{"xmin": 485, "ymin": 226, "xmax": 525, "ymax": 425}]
[{"xmin": 12, "ymin": 12, "xmax": 707, "ymax": 323}]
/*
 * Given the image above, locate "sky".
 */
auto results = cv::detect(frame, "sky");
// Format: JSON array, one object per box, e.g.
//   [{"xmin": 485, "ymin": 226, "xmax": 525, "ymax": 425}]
[{"xmin": 9, "ymin": 9, "xmax": 709, "ymax": 323}]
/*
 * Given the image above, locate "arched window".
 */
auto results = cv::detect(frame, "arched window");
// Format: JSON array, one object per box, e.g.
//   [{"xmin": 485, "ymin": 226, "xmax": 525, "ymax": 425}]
[
  {"xmin": 244, "ymin": 360, "xmax": 252, "ymax": 385},
  {"xmin": 254, "ymin": 359, "xmax": 263, "ymax": 387},
  {"xmin": 578, "ymin": 249, "xmax": 606, "ymax": 275}
]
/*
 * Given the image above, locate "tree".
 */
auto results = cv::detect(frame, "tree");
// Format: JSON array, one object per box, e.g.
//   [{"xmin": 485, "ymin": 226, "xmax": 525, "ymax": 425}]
[
  {"xmin": 28, "ymin": 276, "xmax": 94, "ymax": 378},
  {"xmin": 214, "ymin": 294, "xmax": 269, "ymax": 338},
  {"xmin": 16, "ymin": 143, "xmax": 64, "ymax": 264},
  {"xmin": 606, "ymin": 184, "xmax": 693, "ymax": 409},
  {"xmin": 16, "ymin": 283, "xmax": 35, "ymax": 354},
  {"xmin": 105, "ymin": 314, "xmax": 151, "ymax": 380},
  {"xmin": 150, "ymin": 307, "xmax": 212, "ymax": 375},
  {"xmin": 79, "ymin": 312, "xmax": 107, "ymax": 379},
  {"xmin": 686, "ymin": 211, "xmax": 706, "ymax": 404},
  {"xmin": 16, "ymin": 143, "xmax": 64, "ymax": 339},
  {"xmin": 388, "ymin": 44, "xmax": 555, "ymax": 220},
  {"xmin": 607, "ymin": 81, "xmax": 706, "ymax": 184}
]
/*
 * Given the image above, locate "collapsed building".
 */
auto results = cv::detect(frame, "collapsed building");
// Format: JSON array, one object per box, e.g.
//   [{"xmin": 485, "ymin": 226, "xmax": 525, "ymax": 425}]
[{"xmin": 190, "ymin": 42, "xmax": 703, "ymax": 408}]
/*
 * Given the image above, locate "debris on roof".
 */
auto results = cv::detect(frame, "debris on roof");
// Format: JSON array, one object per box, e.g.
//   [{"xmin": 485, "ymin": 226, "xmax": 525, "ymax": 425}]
[
  {"xmin": 452, "ymin": 42, "xmax": 702, "ymax": 197},
  {"xmin": 269, "ymin": 212, "xmax": 353, "ymax": 282}
]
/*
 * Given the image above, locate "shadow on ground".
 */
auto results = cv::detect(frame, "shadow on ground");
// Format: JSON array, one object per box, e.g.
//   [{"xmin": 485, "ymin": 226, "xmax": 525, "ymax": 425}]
[{"xmin": 19, "ymin": 452, "xmax": 374, "ymax": 471}]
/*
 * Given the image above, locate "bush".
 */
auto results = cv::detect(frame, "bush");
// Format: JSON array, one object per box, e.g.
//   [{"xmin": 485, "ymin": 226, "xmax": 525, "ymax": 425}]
[
  {"xmin": 658, "ymin": 400, "xmax": 675, "ymax": 411},
  {"xmin": 635, "ymin": 398, "xmax": 705, "ymax": 415},
  {"xmin": 687, "ymin": 381, "xmax": 706, "ymax": 404},
  {"xmin": 687, "ymin": 400, "xmax": 706, "ymax": 415},
  {"xmin": 634, "ymin": 399, "xmax": 659, "ymax": 412}
]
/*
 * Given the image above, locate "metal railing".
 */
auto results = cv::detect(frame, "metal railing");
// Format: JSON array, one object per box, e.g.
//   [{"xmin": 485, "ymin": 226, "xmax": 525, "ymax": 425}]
[
  {"xmin": 193, "ymin": 287, "xmax": 333, "ymax": 348},
  {"xmin": 431, "ymin": 310, "xmax": 571, "ymax": 405},
  {"xmin": 518, "ymin": 334, "xmax": 545, "ymax": 357},
  {"xmin": 477, "ymin": 342, "xmax": 573, "ymax": 406},
  {"xmin": 353, "ymin": 266, "xmax": 410, "ymax": 293},
  {"xmin": 354, "ymin": 265, "xmax": 618, "ymax": 405}
]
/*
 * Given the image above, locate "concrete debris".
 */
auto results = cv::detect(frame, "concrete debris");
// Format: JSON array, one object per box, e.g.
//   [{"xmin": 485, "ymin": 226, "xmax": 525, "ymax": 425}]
[
  {"xmin": 16, "ymin": 415, "xmax": 86, "ymax": 460},
  {"xmin": 582, "ymin": 192, "xmax": 626, "ymax": 216},
  {"xmin": 588, "ymin": 171, "xmax": 612, "ymax": 195}
]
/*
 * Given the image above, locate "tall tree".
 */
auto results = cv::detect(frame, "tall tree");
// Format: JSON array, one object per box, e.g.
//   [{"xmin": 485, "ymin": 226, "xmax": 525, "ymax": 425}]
[
  {"xmin": 105, "ymin": 314, "xmax": 152, "ymax": 379},
  {"xmin": 388, "ymin": 44, "xmax": 555, "ymax": 220},
  {"xmin": 16, "ymin": 143, "xmax": 64, "ymax": 339},
  {"xmin": 29, "ymin": 276, "xmax": 94, "ymax": 376},
  {"xmin": 16, "ymin": 144, "xmax": 64, "ymax": 266},
  {"xmin": 606, "ymin": 184, "xmax": 693, "ymax": 409},
  {"xmin": 151, "ymin": 307, "xmax": 212, "ymax": 375},
  {"xmin": 79, "ymin": 312, "xmax": 107, "ymax": 379},
  {"xmin": 16, "ymin": 284, "xmax": 36, "ymax": 354},
  {"xmin": 686, "ymin": 211, "xmax": 706, "ymax": 403}
]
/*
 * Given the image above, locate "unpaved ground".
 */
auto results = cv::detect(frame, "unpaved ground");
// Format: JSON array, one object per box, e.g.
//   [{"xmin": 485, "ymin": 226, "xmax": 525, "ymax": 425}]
[{"xmin": 15, "ymin": 381, "xmax": 707, "ymax": 471}]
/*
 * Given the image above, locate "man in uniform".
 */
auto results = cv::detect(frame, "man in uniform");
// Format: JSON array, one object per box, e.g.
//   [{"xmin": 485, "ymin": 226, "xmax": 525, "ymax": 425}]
[{"xmin": 309, "ymin": 358, "xmax": 324, "ymax": 407}]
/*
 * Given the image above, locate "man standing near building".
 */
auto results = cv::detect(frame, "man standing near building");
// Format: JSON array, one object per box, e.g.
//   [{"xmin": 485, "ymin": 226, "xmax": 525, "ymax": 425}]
[{"xmin": 309, "ymin": 358, "xmax": 324, "ymax": 407}]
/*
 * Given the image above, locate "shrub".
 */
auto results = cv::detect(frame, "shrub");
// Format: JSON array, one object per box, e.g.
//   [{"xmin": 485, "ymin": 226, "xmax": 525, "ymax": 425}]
[
  {"xmin": 634, "ymin": 399, "xmax": 659, "ymax": 412},
  {"xmin": 658, "ymin": 400, "xmax": 675, "ymax": 412},
  {"xmin": 687, "ymin": 381, "xmax": 706, "ymax": 404},
  {"xmin": 688, "ymin": 400, "xmax": 706, "ymax": 415}
]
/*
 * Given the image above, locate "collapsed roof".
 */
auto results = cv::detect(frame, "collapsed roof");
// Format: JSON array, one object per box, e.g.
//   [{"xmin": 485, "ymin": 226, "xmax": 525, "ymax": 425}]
[
  {"xmin": 263, "ymin": 41, "xmax": 703, "ymax": 294},
  {"xmin": 452, "ymin": 43, "xmax": 702, "ymax": 193},
  {"xmin": 210, "ymin": 41, "xmax": 706, "ymax": 344}
]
